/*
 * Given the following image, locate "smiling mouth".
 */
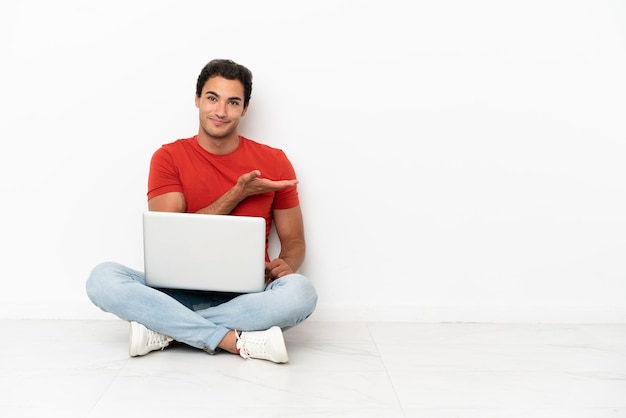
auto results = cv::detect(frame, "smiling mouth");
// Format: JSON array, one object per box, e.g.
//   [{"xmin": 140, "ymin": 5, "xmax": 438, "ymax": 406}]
[{"xmin": 208, "ymin": 115, "xmax": 229, "ymax": 123}]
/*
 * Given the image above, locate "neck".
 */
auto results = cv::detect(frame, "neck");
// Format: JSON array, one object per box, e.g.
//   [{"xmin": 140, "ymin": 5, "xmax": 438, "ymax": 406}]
[{"xmin": 197, "ymin": 132, "xmax": 240, "ymax": 155}]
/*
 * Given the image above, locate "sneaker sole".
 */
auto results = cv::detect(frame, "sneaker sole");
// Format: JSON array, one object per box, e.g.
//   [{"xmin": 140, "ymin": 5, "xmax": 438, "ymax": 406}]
[
  {"xmin": 129, "ymin": 321, "xmax": 144, "ymax": 357},
  {"xmin": 267, "ymin": 326, "xmax": 289, "ymax": 363}
]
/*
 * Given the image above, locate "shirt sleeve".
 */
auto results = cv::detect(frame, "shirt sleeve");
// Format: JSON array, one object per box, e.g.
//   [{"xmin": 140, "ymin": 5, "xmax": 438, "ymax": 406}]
[
  {"xmin": 272, "ymin": 150, "xmax": 300, "ymax": 210},
  {"xmin": 147, "ymin": 146, "xmax": 183, "ymax": 200}
]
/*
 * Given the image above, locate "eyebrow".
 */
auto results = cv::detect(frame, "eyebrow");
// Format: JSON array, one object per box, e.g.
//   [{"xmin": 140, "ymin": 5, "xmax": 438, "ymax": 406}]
[{"xmin": 205, "ymin": 90, "xmax": 243, "ymax": 103}]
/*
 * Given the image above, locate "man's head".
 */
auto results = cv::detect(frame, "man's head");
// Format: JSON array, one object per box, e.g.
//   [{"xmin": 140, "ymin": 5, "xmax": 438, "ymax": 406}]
[{"xmin": 196, "ymin": 59, "xmax": 253, "ymax": 109}]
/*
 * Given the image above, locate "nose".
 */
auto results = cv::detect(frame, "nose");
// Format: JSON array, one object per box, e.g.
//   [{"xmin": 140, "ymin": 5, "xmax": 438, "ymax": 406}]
[{"xmin": 214, "ymin": 100, "xmax": 227, "ymax": 117}]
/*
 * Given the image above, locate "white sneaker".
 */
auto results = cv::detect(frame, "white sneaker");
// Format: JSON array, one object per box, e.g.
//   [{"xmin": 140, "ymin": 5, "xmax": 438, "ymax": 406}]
[
  {"xmin": 236, "ymin": 326, "xmax": 289, "ymax": 363},
  {"xmin": 129, "ymin": 321, "xmax": 173, "ymax": 357}
]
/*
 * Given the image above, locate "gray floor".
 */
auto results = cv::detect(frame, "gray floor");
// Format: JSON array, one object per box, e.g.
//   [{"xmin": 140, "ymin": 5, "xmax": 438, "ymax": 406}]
[{"xmin": 1, "ymin": 319, "xmax": 625, "ymax": 417}]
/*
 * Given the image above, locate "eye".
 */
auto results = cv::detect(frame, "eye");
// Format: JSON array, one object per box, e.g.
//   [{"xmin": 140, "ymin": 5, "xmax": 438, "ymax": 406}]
[{"xmin": 229, "ymin": 100, "xmax": 240, "ymax": 106}]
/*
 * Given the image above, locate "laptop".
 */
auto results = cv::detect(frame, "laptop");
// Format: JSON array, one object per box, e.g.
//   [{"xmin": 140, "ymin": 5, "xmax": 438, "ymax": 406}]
[{"xmin": 142, "ymin": 211, "xmax": 267, "ymax": 293}]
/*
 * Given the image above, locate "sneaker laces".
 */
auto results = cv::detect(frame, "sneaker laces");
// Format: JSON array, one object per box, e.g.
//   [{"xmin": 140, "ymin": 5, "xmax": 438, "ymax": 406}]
[
  {"xmin": 147, "ymin": 329, "xmax": 171, "ymax": 350},
  {"xmin": 236, "ymin": 330, "xmax": 268, "ymax": 360}
]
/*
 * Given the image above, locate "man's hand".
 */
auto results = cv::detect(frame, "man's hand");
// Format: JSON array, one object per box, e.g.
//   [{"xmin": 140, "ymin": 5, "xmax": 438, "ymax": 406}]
[
  {"xmin": 265, "ymin": 258, "xmax": 294, "ymax": 283},
  {"xmin": 154, "ymin": 170, "xmax": 299, "ymax": 215},
  {"xmin": 237, "ymin": 170, "xmax": 298, "ymax": 199}
]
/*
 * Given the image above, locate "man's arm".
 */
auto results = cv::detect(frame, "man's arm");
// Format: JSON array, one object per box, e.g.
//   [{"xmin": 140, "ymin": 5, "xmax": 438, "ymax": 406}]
[
  {"xmin": 147, "ymin": 187, "xmax": 245, "ymax": 214},
  {"xmin": 266, "ymin": 205, "xmax": 306, "ymax": 279},
  {"xmin": 148, "ymin": 170, "xmax": 298, "ymax": 214},
  {"xmin": 148, "ymin": 191, "xmax": 187, "ymax": 212}
]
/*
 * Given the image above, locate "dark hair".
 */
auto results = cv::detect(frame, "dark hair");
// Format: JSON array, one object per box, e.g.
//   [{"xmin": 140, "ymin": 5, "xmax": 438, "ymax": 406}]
[{"xmin": 196, "ymin": 59, "xmax": 253, "ymax": 108}]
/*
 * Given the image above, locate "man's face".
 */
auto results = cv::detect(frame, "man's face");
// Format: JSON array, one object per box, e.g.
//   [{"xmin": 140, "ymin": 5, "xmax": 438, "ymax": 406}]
[{"xmin": 195, "ymin": 76, "xmax": 248, "ymax": 139}]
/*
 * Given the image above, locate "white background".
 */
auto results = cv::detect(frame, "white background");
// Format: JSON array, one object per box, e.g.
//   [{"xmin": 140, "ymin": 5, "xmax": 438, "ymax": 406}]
[{"xmin": 1, "ymin": 0, "xmax": 624, "ymax": 322}]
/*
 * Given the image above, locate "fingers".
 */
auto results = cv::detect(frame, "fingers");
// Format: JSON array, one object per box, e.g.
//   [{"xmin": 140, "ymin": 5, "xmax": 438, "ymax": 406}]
[
  {"xmin": 241, "ymin": 172, "xmax": 297, "ymax": 189},
  {"xmin": 237, "ymin": 171, "xmax": 298, "ymax": 200},
  {"xmin": 263, "ymin": 178, "xmax": 298, "ymax": 189},
  {"xmin": 265, "ymin": 258, "xmax": 294, "ymax": 280},
  {"xmin": 244, "ymin": 170, "xmax": 261, "ymax": 183}
]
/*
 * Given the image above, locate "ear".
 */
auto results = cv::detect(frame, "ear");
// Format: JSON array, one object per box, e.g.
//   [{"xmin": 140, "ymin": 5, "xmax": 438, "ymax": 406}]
[
  {"xmin": 195, "ymin": 94, "xmax": 200, "ymax": 108},
  {"xmin": 241, "ymin": 104, "xmax": 249, "ymax": 117}
]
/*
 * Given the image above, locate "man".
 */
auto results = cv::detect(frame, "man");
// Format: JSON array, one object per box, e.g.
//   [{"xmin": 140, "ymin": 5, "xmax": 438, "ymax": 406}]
[{"xmin": 86, "ymin": 59, "xmax": 317, "ymax": 364}]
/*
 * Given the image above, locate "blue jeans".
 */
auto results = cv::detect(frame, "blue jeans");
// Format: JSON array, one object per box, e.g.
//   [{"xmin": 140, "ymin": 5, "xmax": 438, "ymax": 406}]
[{"xmin": 86, "ymin": 261, "xmax": 318, "ymax": 351}]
